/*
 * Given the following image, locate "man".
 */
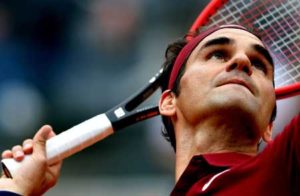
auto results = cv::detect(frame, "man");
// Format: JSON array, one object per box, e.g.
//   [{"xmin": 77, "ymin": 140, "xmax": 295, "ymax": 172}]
[
  {"xmin": 159, "ymin": 24, "xmax": 299, "ymax": 195},
  {"xmin": 1, "ymin": 24, "xmax": 298, "ymax": 195},
  {"xmin": 0, "ymin": 126, "xmax": 62, "ymax": 196}
]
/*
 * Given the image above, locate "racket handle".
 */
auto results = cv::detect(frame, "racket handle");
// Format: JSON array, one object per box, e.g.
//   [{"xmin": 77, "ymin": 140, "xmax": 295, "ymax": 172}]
[{"xmin": 1, "ymin": 113, "xmax": 114, "ymax": 178}]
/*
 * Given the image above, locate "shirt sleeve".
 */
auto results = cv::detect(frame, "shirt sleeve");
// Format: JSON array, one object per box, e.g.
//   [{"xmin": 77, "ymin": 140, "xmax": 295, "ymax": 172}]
[
  {"xmin": 259, "ymin": 113, "xmax": 300, "ymax": 194},
  {"xmin": 0, "ymin": 191, "xmax": 21, "ymax": 196},
  {"xmin": 274, "ymin": 113, "xmax": 300, "ymax": 162}
]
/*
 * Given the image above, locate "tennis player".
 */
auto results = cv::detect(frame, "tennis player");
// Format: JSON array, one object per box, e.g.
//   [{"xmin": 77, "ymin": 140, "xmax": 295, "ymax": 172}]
[
  {"xmin": 1, "ymin": 24, "xmax": 299, "ymax": 195},
  {"xmin": 159, "ymin": 24, "xmax": 300, "ymax": 195}
]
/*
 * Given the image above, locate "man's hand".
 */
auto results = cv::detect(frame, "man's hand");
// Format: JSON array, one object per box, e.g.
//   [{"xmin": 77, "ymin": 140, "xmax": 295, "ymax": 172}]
[{"xmin": 0, "ymin": 125, "xmax": 62, "ymax": 196}]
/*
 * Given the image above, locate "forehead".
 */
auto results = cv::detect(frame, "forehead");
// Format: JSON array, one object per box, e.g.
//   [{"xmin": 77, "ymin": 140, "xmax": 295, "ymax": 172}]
[{"xmin": 199, "ymin": 28, "xmax": 264, "ymax": 47}]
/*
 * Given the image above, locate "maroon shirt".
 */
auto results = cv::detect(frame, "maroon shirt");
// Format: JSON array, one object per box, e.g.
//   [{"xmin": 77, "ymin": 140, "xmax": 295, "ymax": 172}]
[{"xmin": 171, "ymin": 114, "xmax": 300, "ymax": 196}]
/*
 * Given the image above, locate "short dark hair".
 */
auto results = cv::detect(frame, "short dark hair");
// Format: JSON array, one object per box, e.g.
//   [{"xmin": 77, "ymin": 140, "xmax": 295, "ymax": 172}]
[
  {"xmin": 160, "ymin": 28, "xmax": 277, "ymax": 151},
  {"xmin": 160, "ymin": 38, "xmax": 187, "ymax": 151}
]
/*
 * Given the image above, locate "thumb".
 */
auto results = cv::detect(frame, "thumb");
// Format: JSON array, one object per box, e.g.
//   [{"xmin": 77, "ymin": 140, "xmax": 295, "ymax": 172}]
[{"xmin": 32, "ymin": 125, "xmax": 53, "ymax": 157}]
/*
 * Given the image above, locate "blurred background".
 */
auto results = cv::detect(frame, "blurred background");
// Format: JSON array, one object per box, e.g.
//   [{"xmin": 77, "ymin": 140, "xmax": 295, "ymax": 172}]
[{"xmin": 0, "ymin": 0, "xmax": 299, "ymax": 195}]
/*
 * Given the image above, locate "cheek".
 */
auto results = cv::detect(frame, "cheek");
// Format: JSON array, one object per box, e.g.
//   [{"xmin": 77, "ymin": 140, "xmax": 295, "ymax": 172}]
[
  {"xmin": 179, "ymin": 67, "xmax": 213, "ymax": 98},
  {"xmin": 175, "ymin": 66, "xmax": 219, "ymax": 119},
  {"xmin": 181, "ymin": 63, "xmax": 221, "ymax": 88},
  {"xmin": 257, "ymin": 79, "xmax": 276, "ymax": 120}
]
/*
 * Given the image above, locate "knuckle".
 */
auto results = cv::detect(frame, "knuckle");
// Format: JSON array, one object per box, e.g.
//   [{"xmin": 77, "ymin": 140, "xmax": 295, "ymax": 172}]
[
  {"xmin": 12, "ymin": 145, "xmax": 22, "ymax": 152},
  {"xmin": 23, "ymin": 139, "xmax": 33, "ymax": 145},
  {"xmin": 1, "ymin": 150, "xmax": 11, "ymax": 158}
]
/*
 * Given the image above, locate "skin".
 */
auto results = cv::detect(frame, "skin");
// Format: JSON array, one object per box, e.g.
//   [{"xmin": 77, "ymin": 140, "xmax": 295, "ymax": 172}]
[
  {"xmin": 0, "ymin": 125, "xmax": 62, "ymax": 196},
  {"xmin": 159, "ymin": 28, "xmax": 276, "ymax": 181}
]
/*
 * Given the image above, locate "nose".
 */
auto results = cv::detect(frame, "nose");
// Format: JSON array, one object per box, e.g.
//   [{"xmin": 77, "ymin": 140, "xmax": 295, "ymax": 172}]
[{"xmin": 226, "ymin": 53, "xmax": 253, "ymax": 76}]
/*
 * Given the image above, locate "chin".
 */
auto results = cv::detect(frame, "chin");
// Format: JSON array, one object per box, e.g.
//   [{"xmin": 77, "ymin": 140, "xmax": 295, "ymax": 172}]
[
  {"xmin": 212, "ymin": 88, "xmax": 257, "ymax": 107},
  {"xmin": 208, "ymin": 92, "xmax": 261, "ymax": 127},
  {"xmin": 208, "ymin": 101, "xmax": 262, "ymax": 139}
]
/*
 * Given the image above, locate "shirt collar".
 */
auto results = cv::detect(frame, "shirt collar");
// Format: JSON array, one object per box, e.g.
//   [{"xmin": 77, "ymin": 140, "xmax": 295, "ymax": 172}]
[{"xmin": 199, "ymin": 152, "xmax": 254, "ymax": 167}]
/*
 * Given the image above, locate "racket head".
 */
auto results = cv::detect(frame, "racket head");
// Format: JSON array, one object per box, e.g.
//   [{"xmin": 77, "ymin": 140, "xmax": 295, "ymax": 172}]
[{"xmin": 186, "ymin": 0, "xmax": 300, "ymax": 99}]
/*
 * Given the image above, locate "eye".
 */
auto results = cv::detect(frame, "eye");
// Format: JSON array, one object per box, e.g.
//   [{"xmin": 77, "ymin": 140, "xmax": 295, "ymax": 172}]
[
  {"xmin": 208, "ymin": 50, "xmax": 227, "ymax": 61},
  {"xmin": 251, "ymin": 59, "xmax": 267, "ymax": 73}
]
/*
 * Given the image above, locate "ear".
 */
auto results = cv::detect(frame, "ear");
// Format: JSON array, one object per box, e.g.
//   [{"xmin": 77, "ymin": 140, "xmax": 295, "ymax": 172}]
[
  {"xmin": 262, "ymin": 123, "xmax": 273, "ymax": 143},
  {"xmin": 159, "ymin": 90, "xmax": 176, "ymax": 117}
]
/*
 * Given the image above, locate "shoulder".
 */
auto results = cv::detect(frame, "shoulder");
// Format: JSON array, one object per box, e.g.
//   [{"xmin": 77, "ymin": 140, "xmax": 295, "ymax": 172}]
[
  {"xmin": 263, "ymin": 113, "xmax": 300, "ymax": 157},
  {"xmin": 277, "ymin": 113, "xmax": 300, "ymax": 139}
]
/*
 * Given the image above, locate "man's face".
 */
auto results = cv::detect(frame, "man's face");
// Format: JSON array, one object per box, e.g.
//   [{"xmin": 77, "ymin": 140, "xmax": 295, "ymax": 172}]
[{"xmin": 175, "ymin": 28, "xmax": 275, "ymax": 138}]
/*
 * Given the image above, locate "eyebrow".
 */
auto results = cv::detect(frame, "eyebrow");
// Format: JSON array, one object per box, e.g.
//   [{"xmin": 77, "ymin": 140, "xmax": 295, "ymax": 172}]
[
  {"xmin": 200, "ymin": 36, "xmax": 274, "ymax": 67},
  {"xmin": 200, "ymin": 37, "xmax": 232, "ymax": 50}
]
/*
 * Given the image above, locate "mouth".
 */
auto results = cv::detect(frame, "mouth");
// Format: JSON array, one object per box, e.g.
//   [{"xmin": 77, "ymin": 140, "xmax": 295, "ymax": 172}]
[{"xmin": 218, "ymin": 78, "xmax": 254, "ymax": 94}]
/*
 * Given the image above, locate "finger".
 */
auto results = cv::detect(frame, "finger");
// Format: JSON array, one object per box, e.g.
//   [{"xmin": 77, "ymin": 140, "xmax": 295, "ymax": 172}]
[
  {"xmin": 43, "ymin": 125, "xmax": 56, "ymax": 139},
  {"xmin": 47, "ymin": 160, "xmax": 63, "ymax": 188},
  {"xmin": 33, "ymin": 125, "xmax": 53, "ymax": 158},
  {"xmin": 22, "ymin": 139, "xmax": 33, "ymax": 154},
  {"xmin": 1, "ymin": 150, "xmax": 13, "ymax": 159},
  {"xmin": 47, "ymin": 128, "xmax": 57, "ymax": 138},
  {"xmin": 12, "ymin": 145, "xmax": 24, "ymax": 161}
]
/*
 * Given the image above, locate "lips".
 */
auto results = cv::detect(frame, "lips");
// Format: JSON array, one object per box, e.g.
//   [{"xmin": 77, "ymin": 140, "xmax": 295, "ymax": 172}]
[{"xmin": 217, "ymin": 78, "xmax": 255, "ymax": 94}]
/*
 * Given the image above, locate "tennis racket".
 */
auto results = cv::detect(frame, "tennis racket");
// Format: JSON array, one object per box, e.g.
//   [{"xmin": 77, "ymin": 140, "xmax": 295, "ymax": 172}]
[
  {"xmin": 187, "ymin": 0, "xmax": 300, "ymax": 100},
  {"xmin": 2, "ymin": 0, "xmax": 300, "ymax": 178}
]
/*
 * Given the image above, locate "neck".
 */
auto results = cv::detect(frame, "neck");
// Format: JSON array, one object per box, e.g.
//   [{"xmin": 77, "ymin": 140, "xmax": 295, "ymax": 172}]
[{"xmin": 174, "ymin": 116, "xmax": 259, "ymax": 182}]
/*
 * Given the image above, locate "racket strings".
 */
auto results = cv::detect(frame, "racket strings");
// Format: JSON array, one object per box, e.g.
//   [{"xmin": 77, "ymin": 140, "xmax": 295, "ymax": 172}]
[
  {"xmin": 256, "ymin": 1, "xmax": 300, "ymax": 86},
  {"xmin": 203, "ymin": 0, "xmax": 300, "ymax": 88}
]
